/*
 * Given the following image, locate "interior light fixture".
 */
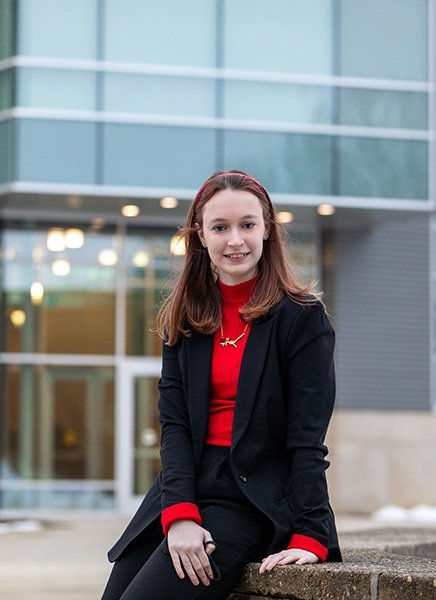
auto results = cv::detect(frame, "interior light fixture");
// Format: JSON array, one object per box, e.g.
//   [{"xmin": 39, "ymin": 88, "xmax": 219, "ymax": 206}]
[
  {"xmin": 160, "ymin": 197, "xmax": 178, "ymax": 209},
  {"xmin": 65, "ymin": 228, "xmax": 84, "ymax": 249},
  {"xmin": 90, "ymin": 217, "xmax": 106, "ymax": 230},
  {"xmin": 133, "ymin": 251, "xmax": 150, "ymax": 268},
  {"xmin": 10, "ymin": 309, "xmax": 26, "ymax": 327},
  {"xmin": 52, "ymin": 259, "xmax": 71, "ymax": 276},
  {"xmin": 121, "ymin": 204, "xmax": 140, "ymax": 217},
  {"xmin": 317, "ymin": 203, "xmax": 336, "ymax": 216},
  {"xmin": 170, "ymin": 235, "xmax": 186, "ymax": 256},
  {"xmin": 98, "ymin": 249, "xmax": 118, "ymax": 266},
  {"xmin": 67, "ymin": 195, "xmax": 82, "ymax": 208},
  {"xmin": 277, "ymin": 211, "xmax": 294, "ymax": 224},
  {"xmin": 47, "ymin": 228, "xmax": 66, "ymax": 252},
  {"xmin": 30, "ymin": 281, "xmax": 44, "ymax": 304}
]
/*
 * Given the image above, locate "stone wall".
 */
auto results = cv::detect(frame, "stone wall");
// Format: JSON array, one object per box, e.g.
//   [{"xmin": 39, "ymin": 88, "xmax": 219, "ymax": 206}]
[{"xmin": 326, "ymin": 410, "xmax": 436, "ymax": 513}]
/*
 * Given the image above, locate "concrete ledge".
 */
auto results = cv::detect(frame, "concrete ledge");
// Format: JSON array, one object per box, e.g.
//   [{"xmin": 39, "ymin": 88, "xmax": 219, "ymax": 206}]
[{"xmin": 228, "ymin": 528, "xmax": 436, "ymax": 600}]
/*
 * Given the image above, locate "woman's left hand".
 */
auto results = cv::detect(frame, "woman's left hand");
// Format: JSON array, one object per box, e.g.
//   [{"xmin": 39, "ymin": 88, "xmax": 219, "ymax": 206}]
[{"xmin": 259, "ymin": 548, "xmax": 319, "ymax": 572}]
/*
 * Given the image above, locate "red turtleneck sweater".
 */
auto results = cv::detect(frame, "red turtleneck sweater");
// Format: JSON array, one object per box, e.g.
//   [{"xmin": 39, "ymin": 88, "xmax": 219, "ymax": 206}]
[{"xmin": 161, "ymin": 277, "xmax": 328, "ymax": 561}]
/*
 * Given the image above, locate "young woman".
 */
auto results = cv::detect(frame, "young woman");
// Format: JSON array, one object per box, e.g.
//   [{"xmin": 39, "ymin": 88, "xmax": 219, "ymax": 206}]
[{"xmin": 102, "ymin": 170, "xmax": 341, "ymax": 600}]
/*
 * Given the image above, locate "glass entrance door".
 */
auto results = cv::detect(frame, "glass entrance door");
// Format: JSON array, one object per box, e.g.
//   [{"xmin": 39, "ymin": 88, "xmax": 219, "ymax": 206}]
[{"xmin": 116, "ymin": 358, "xmax": 162, "ymax": 514}]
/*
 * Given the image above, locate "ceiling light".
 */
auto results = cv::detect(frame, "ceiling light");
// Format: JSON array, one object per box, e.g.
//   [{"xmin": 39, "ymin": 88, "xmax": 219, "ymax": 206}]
[
  {"xmin": 160, "ymin": 197, "xmax": 178, "ymax": 209},
  {"xmin": 47, "ymin": 228, "xmax": 66, "ymax": 252},
  {"xmin": 277, "ymin": 211, "xmax": 294, "ymax": 223},
  {"xmin": 30, "ymin": 281, "xmax": 44, "ymax": 304},
  {"xmin": 98, "ymin": 249, "xmax": 118, "ymax": 266},
  {"xmin": 65, "ymin": 228, "xmax": 84, "ymax": 249},
  {"xmin": 133, "ymin": 251, "xmax": 150, "ymax": 268},
  {"xmin": 90, "ymin": 217, "xmax": 106, "ymax": 229},
  {"xmin": 10, "ymin": 309, "xmax": 26, "ymax": 327},
  {"xmin": 52, "ymin": 259, "xmax": 71, "ymax": 276},
  {"xmin": 170, "ymin": 235, "xmax": 186, "ymax": 256},
  {"xmin": 121, "ymin": 204, "xmax": 140, "ymax": 217},
  {"xmin": 317, "ymin": 203, "xmax": 336, "ymax": 216},
  {"xmin": 67, "ymin": 195, "xmax": 82, "ymax": 208}
]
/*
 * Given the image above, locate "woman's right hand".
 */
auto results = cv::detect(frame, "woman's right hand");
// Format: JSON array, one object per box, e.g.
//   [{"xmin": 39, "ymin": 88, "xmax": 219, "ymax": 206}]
[{"xmin": 167, "ymin": 520, "xmax": 216, "ymax": 586}]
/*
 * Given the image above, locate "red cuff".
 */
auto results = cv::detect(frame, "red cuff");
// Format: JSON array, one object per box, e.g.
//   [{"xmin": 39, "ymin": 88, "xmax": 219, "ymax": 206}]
[
  {"xmin": 161, "ymin": 502, "xmax": 202, "ymax": 535},
  {"xmin": 287, "ymin": 534, "xmax": 328, "ymax": 562}
]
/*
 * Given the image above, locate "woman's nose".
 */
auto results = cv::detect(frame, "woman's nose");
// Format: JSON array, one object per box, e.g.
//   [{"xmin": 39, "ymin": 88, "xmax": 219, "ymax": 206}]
[{"xmin": 228, "ymin": 229, "xmax": 243, "ymax": 246}]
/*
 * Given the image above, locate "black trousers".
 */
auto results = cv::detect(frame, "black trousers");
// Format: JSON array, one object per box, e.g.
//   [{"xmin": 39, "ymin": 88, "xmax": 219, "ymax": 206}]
[{"xmin": 101, "ymin": 446, "xmax": 273, "ymax": 600}]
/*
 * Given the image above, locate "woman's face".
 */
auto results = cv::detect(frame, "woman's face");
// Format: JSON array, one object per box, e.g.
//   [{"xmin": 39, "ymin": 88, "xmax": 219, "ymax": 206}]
[{"xmin": 197, "ymin": 188, "xmax": 267, "ymax": 286}]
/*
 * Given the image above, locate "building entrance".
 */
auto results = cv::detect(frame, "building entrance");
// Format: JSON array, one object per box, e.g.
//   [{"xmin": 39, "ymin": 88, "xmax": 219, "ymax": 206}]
[{"xmin": 115, "ymin": 358, "xmax": 162, "ymax": 515}]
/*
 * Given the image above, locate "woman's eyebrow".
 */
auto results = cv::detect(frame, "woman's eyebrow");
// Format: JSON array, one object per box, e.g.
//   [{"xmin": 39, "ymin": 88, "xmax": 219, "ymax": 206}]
[{"xmin": 208, "ymin": 214, "xmax": 259, "ymax": 223}]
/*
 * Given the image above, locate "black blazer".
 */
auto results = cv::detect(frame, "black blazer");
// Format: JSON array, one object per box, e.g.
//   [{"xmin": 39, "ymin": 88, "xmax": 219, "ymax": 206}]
[{"xmin": 109, "ymin": 296, "xmax": 342, "ymax": 562}]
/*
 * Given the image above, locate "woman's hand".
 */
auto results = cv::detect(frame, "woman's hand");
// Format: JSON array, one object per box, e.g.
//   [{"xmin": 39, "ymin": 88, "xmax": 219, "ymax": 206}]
[
  {"xmin": 167, "ymin": 520, "xmax": 216, "ymax": 586},
  {"xmin": 259, "ymin": 548, "xmax": 319, "ymax": 572}
]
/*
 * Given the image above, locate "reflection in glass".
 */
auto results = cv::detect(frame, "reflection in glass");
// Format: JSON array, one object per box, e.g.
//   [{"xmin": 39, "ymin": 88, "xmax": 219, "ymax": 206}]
[
  {"xmin": 338, "ymin": 137, "xmax": 428, "ymax": 199},
  {"xmin": 124, "ymin": 232, "xmax": 181, "ymax": 356},
  {"xmin": 223, "ymin": 130, "xmax": 333, "ymax": 195},
  {"xmin": 1, "ymin": 364, "xmax": 114, "ymax": 509},
  {"xmin": 1, "ymin": 225, "xmax": 117, "ymax": 354},
  {"xmin": 0, "ymin": 69, "xmax": 14, "ymax": 111},
  {"xmin": 224, "ymin": 80, "xmax": 332, "ymax": 125},
  {"xmin": 133, "ymin": 376, "xmax": 160, "ymax": 495},
  {"xmin": 338, "ymin": 89, "xmax": 428, "ymax": 130}
]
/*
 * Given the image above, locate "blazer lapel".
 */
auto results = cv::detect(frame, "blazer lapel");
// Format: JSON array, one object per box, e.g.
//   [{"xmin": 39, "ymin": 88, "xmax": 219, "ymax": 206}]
[
  {"xmin": 231, "ymin": 317, "xmax": 274, "ymax": 448},
  {"xmin": 185, "ymin": 331, "xmax": 214, "ymax": 465}
]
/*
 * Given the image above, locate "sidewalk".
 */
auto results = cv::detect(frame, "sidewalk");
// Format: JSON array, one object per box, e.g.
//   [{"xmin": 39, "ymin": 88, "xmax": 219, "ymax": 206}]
[
  {"xmin": 0, "ymin": 516, "xmax": 129, "ymax": 600},
  {"xmin": 0, "ymin": 515, "xmax": 434, "ymax": 600}
]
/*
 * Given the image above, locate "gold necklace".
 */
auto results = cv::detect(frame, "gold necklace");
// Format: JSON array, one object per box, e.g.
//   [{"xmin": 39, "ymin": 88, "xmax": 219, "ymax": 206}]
[{"xmin": 219, "ymin": 323, "xmax": 249, "ymax": 348}]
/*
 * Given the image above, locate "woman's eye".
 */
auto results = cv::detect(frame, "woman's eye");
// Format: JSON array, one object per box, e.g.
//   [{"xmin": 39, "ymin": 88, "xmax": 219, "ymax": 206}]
[
  {"xmin": 212, "ymin": 224, "xmax": 226, "ymax": 232},
  {"xmin": 242, "ymin": 222, "xmax": 255, "ymax": 229}
]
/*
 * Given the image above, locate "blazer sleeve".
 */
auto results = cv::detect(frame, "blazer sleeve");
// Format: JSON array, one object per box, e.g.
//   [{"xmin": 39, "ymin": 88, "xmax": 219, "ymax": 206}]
[
  {"xmin": 285, "ymin": 302, "xmax": 336, "ymax": 548},
  {"xmin": 158, "ymin": 339, "xmax": 198, "ymax": 512}
]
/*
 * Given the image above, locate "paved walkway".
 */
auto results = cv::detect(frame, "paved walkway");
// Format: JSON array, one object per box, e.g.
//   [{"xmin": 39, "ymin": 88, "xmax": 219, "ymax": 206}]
[
  {"xmin": 0, "ymin": 515, "xmax": 433, "ymax": 600},
  {"xmin": 0, "ymin": 516, "xmax": 129, "ymax": 600}
]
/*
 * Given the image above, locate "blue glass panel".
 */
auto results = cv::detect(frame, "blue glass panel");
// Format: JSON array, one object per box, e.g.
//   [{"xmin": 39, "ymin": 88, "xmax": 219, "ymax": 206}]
[
  {"xmin": 0, "ymin": 120, "xmax": 13, "ymax": 184},
  {"xmin": 103, "ymin": 124, "xmax": 216, "ymax": 188},
  {"xmin": 222, "ymin": 130, "xmax": 333, "ymax": 195},
  {"xmin": 0, "ymin": 69, "xmax": 14, "ymax": 111},
  {"xmin": 17, "ymin": 119, "xmax": 96, "ymax": 183},
  {"xmin": 18, "ymin": 0, "xmax": 97, "ymax": 59},
  {"xmin": 104, "ymin": 0, "xmax": 216, "ymax": 66},
  {"xmin": 224, "ymin": 80, "xmax": 332, "ymax": 124},
  {"xmin": 338, "ymin": 88, "xmax": 428, "ymax": 129},
  {"xmin": 338, "ymin": 138, "xmax": 428, "ymax": 199},
  {"xmin": 339, "ymin": 0, "xmax": 428, "ymax": 80},
  {"xmin": 0, "ymin": 0, "xmax": 15, "ymax": 59},
  {"xmin": 224, "ymin": 0, "xmax": 333, "ymax": 74},
  {"xmin": 17, "ymin": 68, "xmax": 97, "ymax": 111},
  {"xmin": 104, "ymin": 74, "xmax": 215, "ymax": 117}
]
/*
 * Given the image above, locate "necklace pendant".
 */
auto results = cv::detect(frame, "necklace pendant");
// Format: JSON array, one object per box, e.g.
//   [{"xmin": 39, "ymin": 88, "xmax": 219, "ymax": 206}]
[
  {"xmin": 219, "ymin": 323, "xmax": 248, "ymax": 349},
  {"xmin": 220, "ymin": 337, "xmax": 236, "ymax": 347}
]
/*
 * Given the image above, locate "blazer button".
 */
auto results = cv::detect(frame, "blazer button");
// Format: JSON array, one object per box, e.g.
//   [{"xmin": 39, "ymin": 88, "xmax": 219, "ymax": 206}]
[{"xmin": 239, "ymin": 474, "xmax": 247, "ymax": 483}]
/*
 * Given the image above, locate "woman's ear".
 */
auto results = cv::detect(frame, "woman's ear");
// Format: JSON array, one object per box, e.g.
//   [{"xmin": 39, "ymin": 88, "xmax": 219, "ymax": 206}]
[{"xmin": 195, "ymin": 223, "xmax": 207, "ymax": 247}]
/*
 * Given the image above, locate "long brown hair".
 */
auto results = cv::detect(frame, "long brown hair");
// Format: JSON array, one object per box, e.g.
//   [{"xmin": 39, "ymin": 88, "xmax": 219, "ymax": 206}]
[{"xmin": 157, "ymin": 170, "xmax": 317, "ymax": 345}]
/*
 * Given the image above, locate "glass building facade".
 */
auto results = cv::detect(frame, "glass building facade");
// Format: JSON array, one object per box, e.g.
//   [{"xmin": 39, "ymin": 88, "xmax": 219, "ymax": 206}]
[{"xmin": 0, "ymin": 0, "xmax": 435, "ymax": 513}]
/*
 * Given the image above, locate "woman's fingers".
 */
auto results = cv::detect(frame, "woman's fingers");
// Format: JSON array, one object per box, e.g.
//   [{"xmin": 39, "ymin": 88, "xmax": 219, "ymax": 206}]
[
  {"xmin": 167, "ymin": 522, "xmax": 216, "ymax": 586},
  {"xmin": 170, "ymin": 547, "xmax": 213, "ymax": 586},
  {"xmin": 259, "ymin": 549, "xmax": 318, "ymax": 573}
]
